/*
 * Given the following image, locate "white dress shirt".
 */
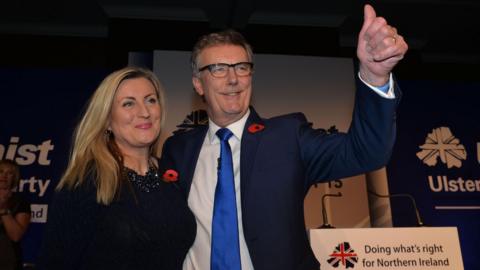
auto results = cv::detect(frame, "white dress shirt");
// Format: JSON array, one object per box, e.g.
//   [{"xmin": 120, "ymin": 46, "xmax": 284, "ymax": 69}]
[{"xmin": 183, "ymin": 110, "xmax": 254, "ymax": 270}]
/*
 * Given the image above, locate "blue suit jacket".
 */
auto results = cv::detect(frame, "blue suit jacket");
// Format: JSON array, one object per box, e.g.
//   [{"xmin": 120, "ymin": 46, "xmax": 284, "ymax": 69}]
[{"xmin": 160, "ymin": 79, "xmax": 400, "ymax": 270}]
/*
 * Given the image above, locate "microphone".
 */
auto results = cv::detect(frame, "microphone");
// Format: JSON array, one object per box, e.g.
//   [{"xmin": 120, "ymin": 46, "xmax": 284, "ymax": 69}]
[
  {"xmin": 319, "ymin": 192, "xmax": 342, "ymax": 229},
  {"xmin": 367, "ymin": 190, "xmax": 425, "ymax": 227}
]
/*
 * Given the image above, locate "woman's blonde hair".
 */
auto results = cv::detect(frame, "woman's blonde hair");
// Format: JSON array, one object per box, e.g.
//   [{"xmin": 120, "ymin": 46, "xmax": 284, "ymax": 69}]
[{"xmin": 57, "ymin": 66, "xmax": 166, "ymax": 205}]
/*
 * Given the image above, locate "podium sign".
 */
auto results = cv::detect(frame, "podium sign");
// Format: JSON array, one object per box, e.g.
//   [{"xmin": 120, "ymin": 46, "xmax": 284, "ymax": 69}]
[{"xmin": 310, "ymin": 227, "xmax": 463, "ymax": 269}]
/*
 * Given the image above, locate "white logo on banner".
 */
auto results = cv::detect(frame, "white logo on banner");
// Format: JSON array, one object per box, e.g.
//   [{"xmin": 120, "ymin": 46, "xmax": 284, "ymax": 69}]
[
  {"xmin": 1, "ymin": 136, "xmax": 55, "ymax": 197},
  {"xmin": 0, "ymin": 136, "xmax": 54, "ymax": 165},
  {"xmin": 15, "ymin": 177, "xmax": 50, "ymax": 197},
  {"xmin": 30, "ymin": 204, "xmax": 48, "ymax": 223},
  {"xmin": 415, "ymin": 128, "xmax": 480, "ymax": 205},
  {"xmin": 416, "ymin": 127, "xmax": 467, "ymax": 168}
]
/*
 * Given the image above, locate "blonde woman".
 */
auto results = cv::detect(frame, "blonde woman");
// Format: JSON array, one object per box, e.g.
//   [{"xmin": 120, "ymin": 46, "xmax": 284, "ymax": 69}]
[
  {"xmin": 37, "ymin": 67, "xmax": 195, "ymax": 270},
  {"xmin": 0, "ymin": 159, "xmax": 31, "ymax": 270}
]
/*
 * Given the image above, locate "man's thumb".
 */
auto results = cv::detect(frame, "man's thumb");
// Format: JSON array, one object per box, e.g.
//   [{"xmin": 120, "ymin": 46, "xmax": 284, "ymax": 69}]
[{"xmin": 361, "ymin": 4, "xmax": 376, "ymax": 32}]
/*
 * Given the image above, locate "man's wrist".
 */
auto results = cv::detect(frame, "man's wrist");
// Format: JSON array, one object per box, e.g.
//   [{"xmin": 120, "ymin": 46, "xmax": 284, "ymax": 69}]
[
  {"xmin": 357, "ymin": 72, "xmax": 395, "ymax": 99},
  {"xmin": 358, "ymin": 66, "xmax": 390, "ymax": 86}
]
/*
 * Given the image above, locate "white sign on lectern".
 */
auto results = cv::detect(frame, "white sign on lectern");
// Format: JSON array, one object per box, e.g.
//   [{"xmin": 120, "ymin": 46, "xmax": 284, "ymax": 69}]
[{"xmin": 310, "ymin": 227, "xmax": 463, "ymax": 269}]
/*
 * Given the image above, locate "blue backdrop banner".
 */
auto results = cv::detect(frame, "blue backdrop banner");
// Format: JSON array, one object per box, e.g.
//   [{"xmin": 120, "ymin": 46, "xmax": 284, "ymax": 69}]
[
  {"xmin": 0, "ymin": 68, "xmax": 109, "ymax": 265},
  {"xmin": 387, "ymin": 80, "xmax": 480, "ymax": 270}
]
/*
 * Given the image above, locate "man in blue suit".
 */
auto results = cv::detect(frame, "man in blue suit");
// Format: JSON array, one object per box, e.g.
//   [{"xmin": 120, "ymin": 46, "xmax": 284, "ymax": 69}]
[{"xmin": 161, "ymin": 4, "xmax": 408, "ymax": 270}]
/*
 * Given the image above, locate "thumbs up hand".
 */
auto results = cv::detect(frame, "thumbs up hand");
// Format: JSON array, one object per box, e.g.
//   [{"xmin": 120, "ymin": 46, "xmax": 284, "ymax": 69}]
[{"xmin": 357, "ymin": 4, "xmax": 408, "ymax": 86}]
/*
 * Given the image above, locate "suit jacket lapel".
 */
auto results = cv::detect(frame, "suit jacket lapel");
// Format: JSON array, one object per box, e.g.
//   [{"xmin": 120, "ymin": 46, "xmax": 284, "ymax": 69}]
[
  {"xmin": 240, "ymin": 107, "xmax": 265, "ymax": 203},
  {"xmin": 181, "ymin": 126, "xmax": 208, "ymax": 196}
]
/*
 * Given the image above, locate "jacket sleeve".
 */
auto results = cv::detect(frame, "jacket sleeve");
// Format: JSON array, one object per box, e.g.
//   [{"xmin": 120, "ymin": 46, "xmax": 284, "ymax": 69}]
[{"xmin": 299, "ymin": 78, "xmax": 400, "ymax": 184}]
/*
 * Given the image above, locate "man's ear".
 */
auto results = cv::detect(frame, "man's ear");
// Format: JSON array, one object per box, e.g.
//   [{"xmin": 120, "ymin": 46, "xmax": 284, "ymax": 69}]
[{"xmin": 192, "ymin": 76, "xmax": 204, "ymax": 96}]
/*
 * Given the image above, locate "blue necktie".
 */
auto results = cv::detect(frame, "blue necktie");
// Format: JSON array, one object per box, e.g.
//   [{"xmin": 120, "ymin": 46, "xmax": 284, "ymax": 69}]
[{"xmin": 211, "ymin": 128, "xmax": 241, "ymax": 270}]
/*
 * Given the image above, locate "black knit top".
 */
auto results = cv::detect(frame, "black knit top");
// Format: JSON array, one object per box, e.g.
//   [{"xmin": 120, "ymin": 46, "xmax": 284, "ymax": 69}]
[{"xmin": 36, "ymin": 168, "xmax": 196, "ymax": 270}]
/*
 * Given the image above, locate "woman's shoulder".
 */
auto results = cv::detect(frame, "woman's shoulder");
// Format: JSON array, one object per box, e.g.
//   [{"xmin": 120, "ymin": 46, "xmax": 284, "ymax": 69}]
[{"xmin": 53, "ymin": 174, "xmax": 99, "ymax": 209}]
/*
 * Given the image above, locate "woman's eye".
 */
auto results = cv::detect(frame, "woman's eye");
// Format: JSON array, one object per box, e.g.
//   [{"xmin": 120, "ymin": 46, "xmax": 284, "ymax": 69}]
[
  {"xmin": 147, "ymin": 97, "xmax": 158, "ymax": 104},
  {"xmin": 122, "ymin": 101, "xmax": 134, "ymax": 107}
]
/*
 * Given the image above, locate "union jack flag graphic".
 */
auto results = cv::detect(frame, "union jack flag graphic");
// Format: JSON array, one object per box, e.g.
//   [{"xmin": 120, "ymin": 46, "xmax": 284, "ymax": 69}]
[
  {"xmin": 327, "ymin": 242, "xmax": 358, "ymax": 268},
  {"xmin": 174, "ymin": 109, "xmax": 209, "ymax": 134}
]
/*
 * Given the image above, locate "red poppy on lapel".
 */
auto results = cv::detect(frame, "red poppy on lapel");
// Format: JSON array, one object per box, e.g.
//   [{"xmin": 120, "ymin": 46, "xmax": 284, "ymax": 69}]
[
  {"xmin": 162, "ymin": 169, "xmax": 179, "ymax": 182},
  {"xmin": 248, "ymin": 123, "xmax": 265, "ymax": 134}
]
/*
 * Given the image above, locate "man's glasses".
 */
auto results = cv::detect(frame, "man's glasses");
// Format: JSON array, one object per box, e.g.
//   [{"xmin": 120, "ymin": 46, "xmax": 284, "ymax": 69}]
[{"xmin": 198, "ymin": 62, "xmax": 254, "ymax": 78}]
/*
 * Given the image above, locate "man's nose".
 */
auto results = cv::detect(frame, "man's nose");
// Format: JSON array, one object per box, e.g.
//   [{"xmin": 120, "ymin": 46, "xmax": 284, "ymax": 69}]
[{"xmin": 226, "ymin": 67, "xmax": 238, "ymax": 83}]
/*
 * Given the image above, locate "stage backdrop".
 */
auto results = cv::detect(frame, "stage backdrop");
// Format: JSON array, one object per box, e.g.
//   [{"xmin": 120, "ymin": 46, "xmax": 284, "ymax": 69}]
[
  {"xmin": 387, "ymin": 80, "xmax": 480, "ymax": 270},
  {"xmin": 0, "ymin": 68, "xmax": 110, "ymax": 264}
]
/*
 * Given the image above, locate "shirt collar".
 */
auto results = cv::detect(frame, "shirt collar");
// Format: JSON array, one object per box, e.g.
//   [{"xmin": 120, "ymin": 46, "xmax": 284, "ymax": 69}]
[{"xmin": 207, "ymin": 109, "xmax": 250, "ymax": 144}]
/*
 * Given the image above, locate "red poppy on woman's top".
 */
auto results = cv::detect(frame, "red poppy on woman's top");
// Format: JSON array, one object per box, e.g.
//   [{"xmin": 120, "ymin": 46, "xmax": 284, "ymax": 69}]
[{"xmin": 162, "ymin": 169, "xmax": 179, "ymax": 182}]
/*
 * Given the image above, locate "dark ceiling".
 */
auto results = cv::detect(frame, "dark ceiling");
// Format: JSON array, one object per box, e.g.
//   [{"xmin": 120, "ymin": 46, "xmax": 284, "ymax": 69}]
[{"xmin": 1, "ymin": 0, "xmax": 479, "ymax": 78}]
